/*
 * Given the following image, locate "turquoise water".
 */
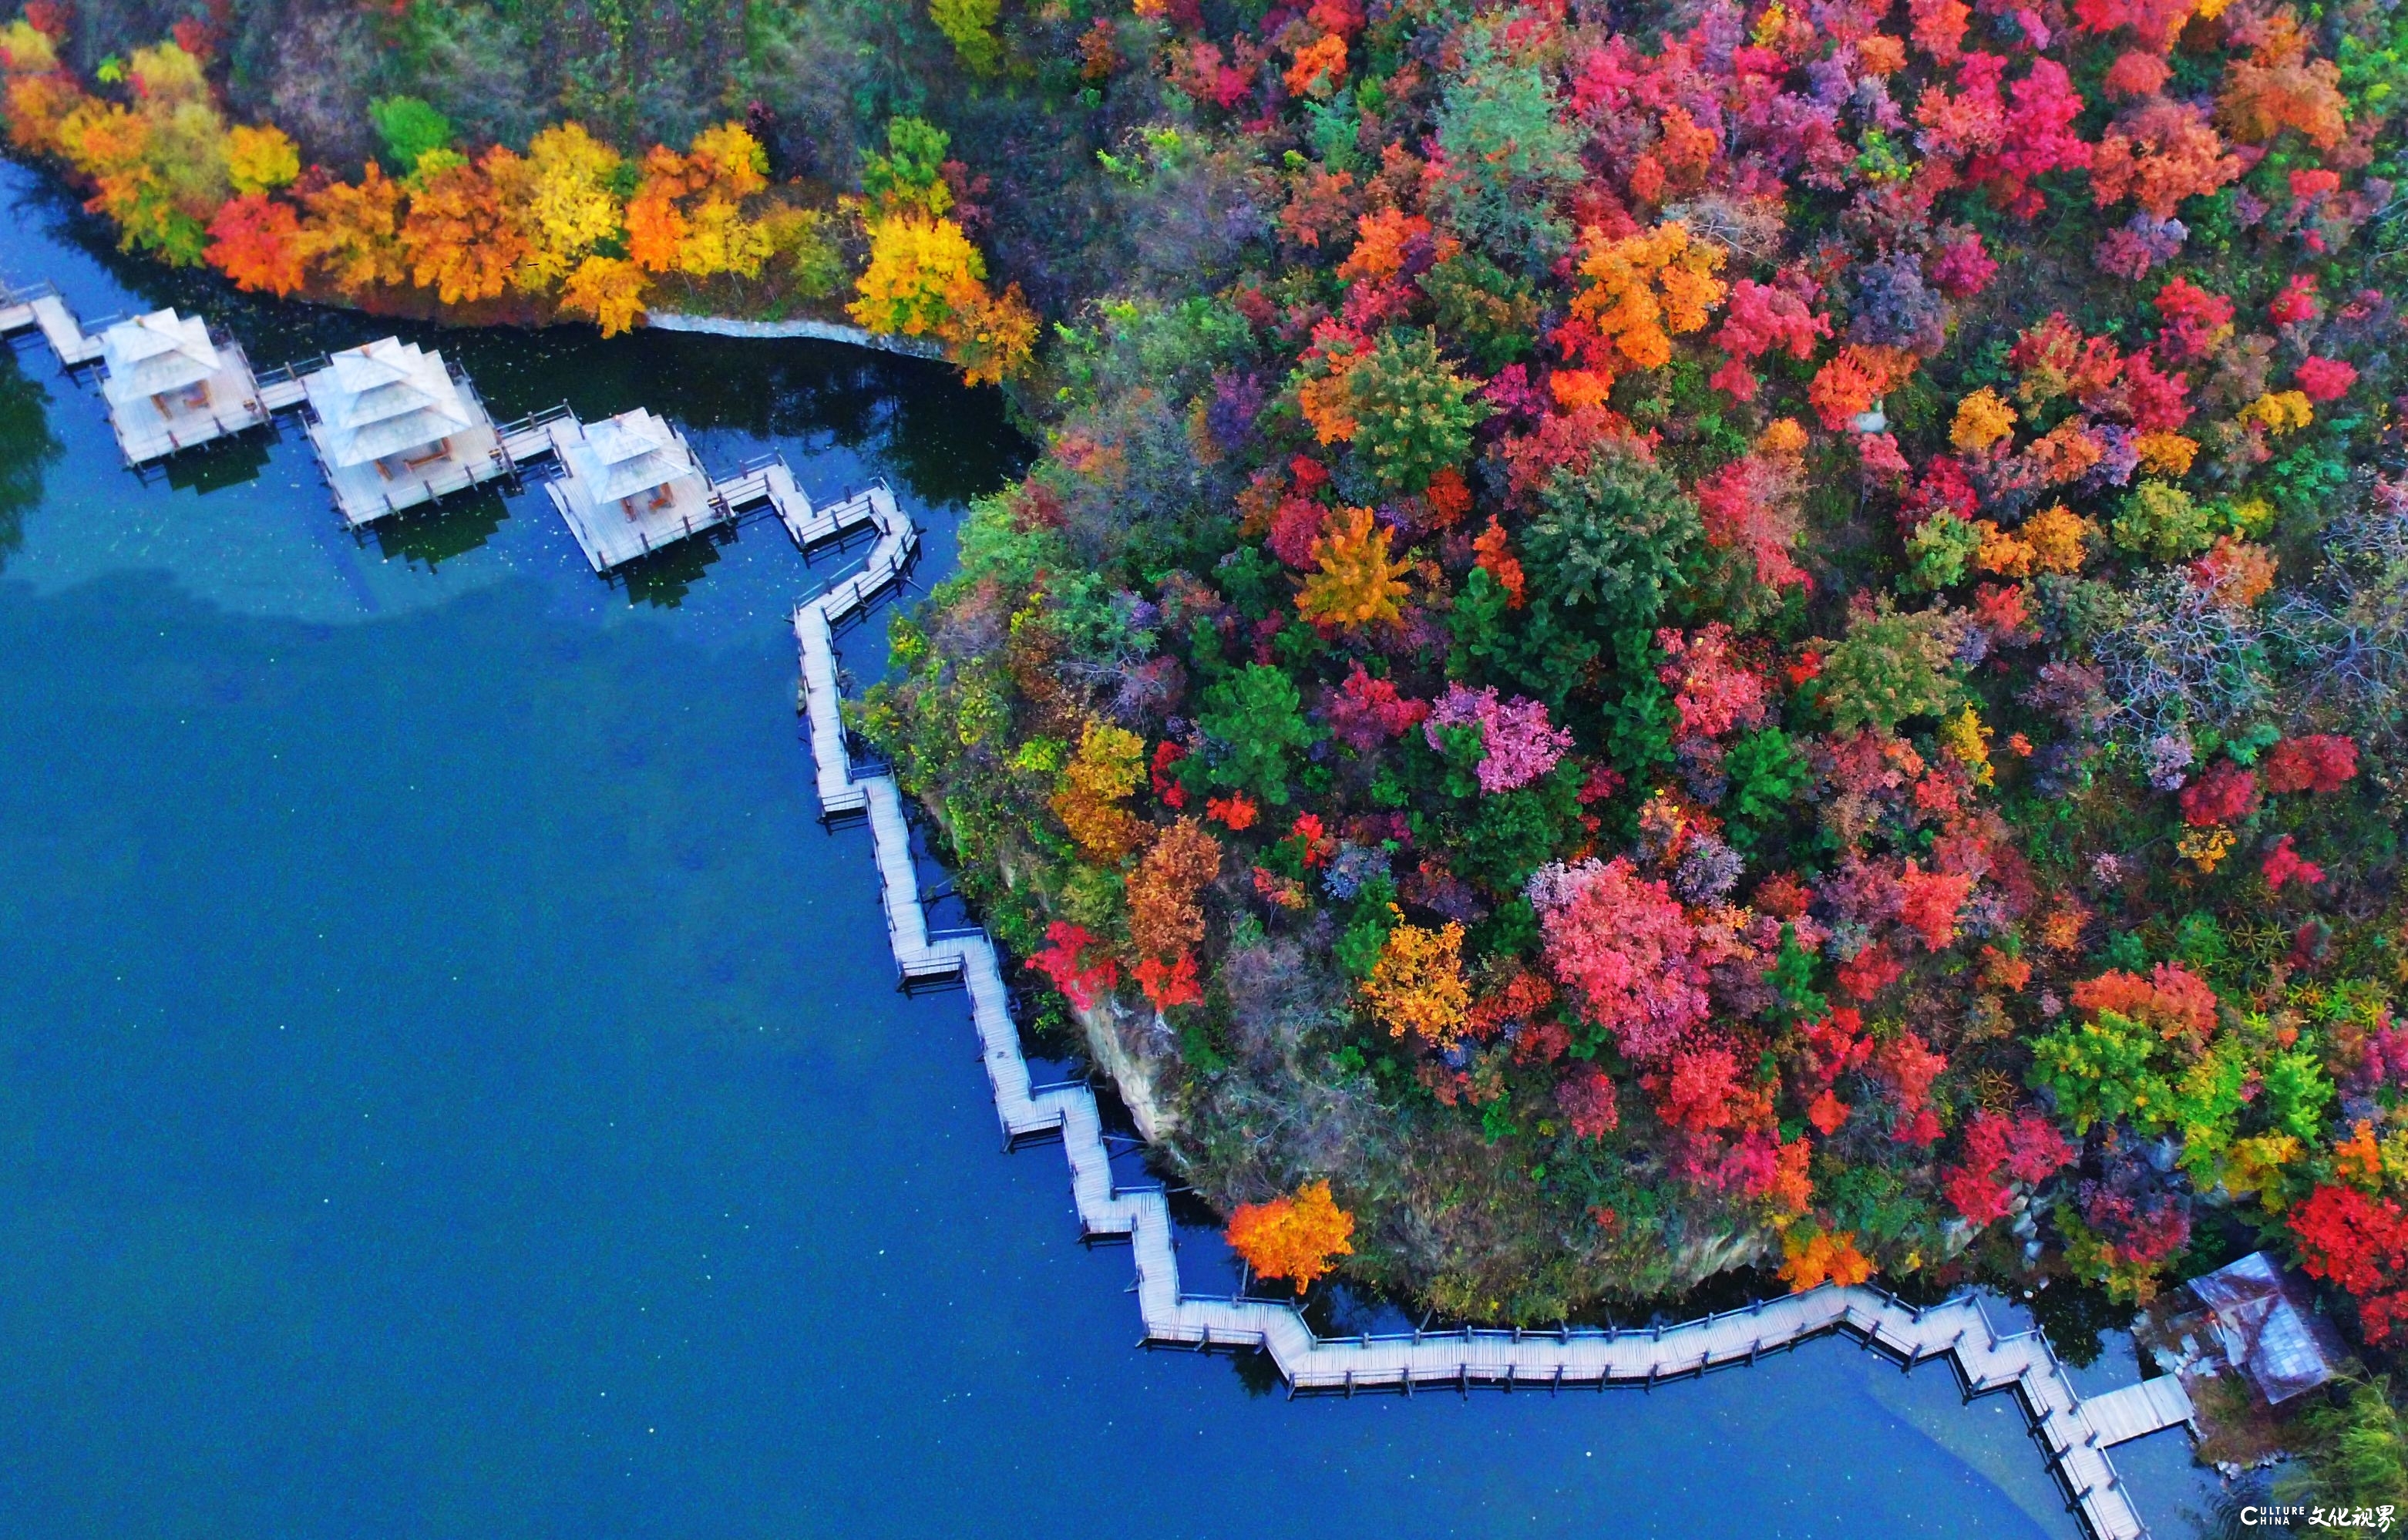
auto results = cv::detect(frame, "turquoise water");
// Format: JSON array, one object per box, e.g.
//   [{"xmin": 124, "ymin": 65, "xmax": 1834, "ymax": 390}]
[{"xmin": 0, "ymin": 161, "xmax": 2207, "ymax": 1538}]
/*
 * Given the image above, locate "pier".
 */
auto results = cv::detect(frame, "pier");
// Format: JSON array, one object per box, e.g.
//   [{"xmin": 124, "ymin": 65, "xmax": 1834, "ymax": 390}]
[
  {"xmin": 0, "ymin": 277, "xmax": 103, "ymax": 365},
  {"xmin": 93, "ymin": 308, "xmax": 272, "ymax": 465},
  {"xmin": 0, "ymin": 281, "xmax": 840, "ymax": 573},
  {"xmin": 791, "ymin": 489, "xmax": 2194, "ymax": 1540}
]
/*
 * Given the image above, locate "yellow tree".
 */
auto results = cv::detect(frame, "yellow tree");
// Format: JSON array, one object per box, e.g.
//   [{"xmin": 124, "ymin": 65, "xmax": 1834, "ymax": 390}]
[
  {"xmin": 224, "ymin": 123, "xmax": 298, "ymax": 194},
  {"xmin": 299, "ymin": 160, "xmax": 408, "ymax": 294},
  {"xmin": 560, "ymin": 254, "xmax": 647, "ymax": 338},
  {"xmin": 940, "ymin": 277, "xmax": 1038, "ymax": 387},
  {"xmin": 55, "ymin": 99, "xmax": 170, "ymax": 251},
  {"xmin": 1050, "ymin": 718, "xmax": 1147, "ymax": 862},
  {"xmin": 849, "ymin": 213, "xmax": 984, "ymax": 338},
  {"xmin": 678, "ymin": 197, "xmax": 772, "ymax": 281},
  {"xmin": 49, "ymin": 41, "xmax": 229, "ymax": 264},
  {"xmin": 1296, "ymin": 505, "xmax": 1411, "ymax": 628},
  {"xmin": 624, "ymin": 124, "xmax": 772, "ymax": 281},
  {"xmin": 0, "ymin": 17, "xmax": 60, "ymax": 77},
  {"xmin": 505, "ymin": 121, "xmax": 623, "ymax": 295},
  {"xmin": 1360, "ymin": 917, "xmax": 1471, "ymax": 1047},
  {"xmin": 687, "ymin": 122, "xmax": 768, "ymax": 200},
  {"xmin": 5, "ymin": 70, "xmax": 86, "ymax": 156},
  {"xmin": 125, "ymin": 42, "xmax": 227, "ymax": 217},
  {"xmin": 929, "ymin": 0, "xmax": 1004, "ymax": 72}
]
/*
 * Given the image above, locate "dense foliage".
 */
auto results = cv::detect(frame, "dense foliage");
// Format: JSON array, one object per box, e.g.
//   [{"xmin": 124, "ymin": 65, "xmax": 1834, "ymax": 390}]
[
  {"xmin": 0, "ymin": 13, "xmax": 1034, "ymax": 379},
  {"xmin": 853, "ymin": 0, "xmax": 2408, "ymax": 1351},
  {"xmin": 22, "ymin": 0, "xmax": 2408, "ymax": 1466}
]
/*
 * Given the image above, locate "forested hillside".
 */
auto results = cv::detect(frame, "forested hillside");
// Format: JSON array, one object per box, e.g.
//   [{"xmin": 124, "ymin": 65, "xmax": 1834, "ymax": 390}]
[{"xmin": 9, "ymin": 0, "xmax": 2408, "ymax": 1491}]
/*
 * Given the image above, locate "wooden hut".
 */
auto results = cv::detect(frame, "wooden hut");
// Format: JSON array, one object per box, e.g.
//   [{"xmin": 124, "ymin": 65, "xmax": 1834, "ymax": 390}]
[
  {"xmin": 544, "ymin": 408, "xmax": 728, "ymax": 571},
  {"xmin": 301, "ymin": 338, "xmax": 504, "ymax": 525},
  {"xmin": 99, "ymin": 308, "xmax": 269, "ymax": 464}
]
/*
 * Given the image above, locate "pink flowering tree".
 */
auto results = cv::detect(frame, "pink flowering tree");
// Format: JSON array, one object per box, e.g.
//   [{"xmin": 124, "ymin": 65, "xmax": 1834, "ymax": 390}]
[
  {"xmin": 1533, "ymin": 857, "xmax": 1710, "ymax": 1061},
  {"xmin": 1424, "ymin": 683, "xmax": 1573, "ymax": 792}
]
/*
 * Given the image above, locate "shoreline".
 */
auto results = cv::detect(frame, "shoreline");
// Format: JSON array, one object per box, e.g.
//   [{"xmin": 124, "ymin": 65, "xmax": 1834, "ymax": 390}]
[{"xmin": 642, "ymin": 311, "xmax": 947, "ymax": 361}]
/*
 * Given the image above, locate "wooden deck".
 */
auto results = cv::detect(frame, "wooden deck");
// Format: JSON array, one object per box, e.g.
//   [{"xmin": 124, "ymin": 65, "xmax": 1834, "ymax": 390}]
[
  {"xmin": 106, "ymin": 339, "xmax": 274, "ymax": 465},
  {"xmin": 790, "ymin": 487, "xmax": 2181, "ymax": 1540},
  {"xmin": 499, "ymin": 417, "xmax": 832, "ymax": 573},
  {"xmin": 2082, "ymin": 1376, "xmax": 2195, "ymax": 1446},
  {"xmin": 0, "ymin": 285, "xmax": 105, "ymax": 364}
]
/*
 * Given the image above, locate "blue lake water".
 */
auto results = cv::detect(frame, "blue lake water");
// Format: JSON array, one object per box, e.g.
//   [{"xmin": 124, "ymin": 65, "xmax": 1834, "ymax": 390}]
[{"xmin": 0, "ymin": 159, "xmax": 2219, "ymax": 1538}]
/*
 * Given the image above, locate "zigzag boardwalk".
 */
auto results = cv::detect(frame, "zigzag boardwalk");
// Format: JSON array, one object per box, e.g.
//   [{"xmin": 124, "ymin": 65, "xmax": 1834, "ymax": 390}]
[
  {"xmin": 793, "ymin": 492, "xmax": 2192, "ymax": 1540},
  {"xmin": 0, "ymin": 267, "xmax": 2191, "ymax": 1540}
]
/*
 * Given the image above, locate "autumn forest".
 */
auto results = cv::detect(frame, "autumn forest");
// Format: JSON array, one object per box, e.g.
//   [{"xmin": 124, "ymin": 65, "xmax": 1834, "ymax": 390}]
[{"xmin": 8, "ymin": 0, "xmax": 2408, "ymax": 1506}]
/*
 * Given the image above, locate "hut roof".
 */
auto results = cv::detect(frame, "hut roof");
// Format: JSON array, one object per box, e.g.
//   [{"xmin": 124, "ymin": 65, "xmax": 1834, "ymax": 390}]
[
  {"xmin": 311, "ymin": 339, "xmax": 475, "ymax": 467},
  {"xmin": 99, "ymin": 310, "xmax": 219, "ymax": 405},
  {"xmin": 565, "ymin": 409, "xmax": 698, "ymax": 503},
  {"xmin": 2188, "ymin": 1251, "xmax": 2348, "ymax": 1404}
]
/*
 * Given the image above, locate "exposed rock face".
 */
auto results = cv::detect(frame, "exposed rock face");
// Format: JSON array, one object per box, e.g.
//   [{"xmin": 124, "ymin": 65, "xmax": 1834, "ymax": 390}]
[
  {"xmin": 1667, "ymin": 1225, "xmax": 1775, "ymax": 1284},
  {"xmin": 944, "ymin": 830, "xmax": 1182, "ymax": 1142},
  {"xmin": 1075, "ymin": 996, "xmax": 1180, "ymax": 1142}
]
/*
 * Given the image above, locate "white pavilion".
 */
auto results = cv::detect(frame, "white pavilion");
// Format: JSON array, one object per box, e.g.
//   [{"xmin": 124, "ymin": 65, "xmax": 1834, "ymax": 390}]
[
  {"xmin": 301, "ymin": 337, "xmax": 503, "ymax": 524},
  {"xmin": 98, "ymin": 308, "xmax": 269, "ymax": 464},
  {"xmin": 543, "ymin": 407, "xmax": 727, "ymax": 571}
]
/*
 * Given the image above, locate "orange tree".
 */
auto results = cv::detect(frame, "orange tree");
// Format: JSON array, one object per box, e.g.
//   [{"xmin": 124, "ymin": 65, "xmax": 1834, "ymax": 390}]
[{"xmin": 1226, "ymin": 1180, "xmax": 1356, "ymax": 1293}]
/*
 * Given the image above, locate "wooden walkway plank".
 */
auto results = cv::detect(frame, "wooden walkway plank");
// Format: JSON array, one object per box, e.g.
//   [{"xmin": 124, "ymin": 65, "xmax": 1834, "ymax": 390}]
[
  {"xmin": 30, "ymin": 294, "xmax": 100, "ymax": 363},
  {"xmin": 2083, "ymin": 1377, "xmax": 2195, "ymax": 1447}
]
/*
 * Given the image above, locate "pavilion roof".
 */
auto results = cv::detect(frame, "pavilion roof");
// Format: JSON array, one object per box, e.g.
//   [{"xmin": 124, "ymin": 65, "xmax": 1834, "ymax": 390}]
[
  {"xmin": 99, "ymin": 309, "xmax": 219, "ymax": 405},
  {"xmin": 564, "ymin": 409, "xmax": 700, "ymax": 503},
  {"xmin": 2189, "ymin": 1251, "xmax": 2349, "ymax": 1404},
  {"xmin": 309, "ymin": 338, "xmax": 476, "ymax": 466}
]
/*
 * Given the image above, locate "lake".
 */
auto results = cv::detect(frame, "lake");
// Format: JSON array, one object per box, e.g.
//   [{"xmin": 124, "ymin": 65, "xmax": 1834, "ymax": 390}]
[{"xmin": 0, "ymin": 158, "xmax": 2220, "ymax": 1538}]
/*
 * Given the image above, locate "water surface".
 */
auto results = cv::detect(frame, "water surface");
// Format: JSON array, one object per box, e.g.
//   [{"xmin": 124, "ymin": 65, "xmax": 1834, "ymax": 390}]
[{"xmin": 0, "ymin": 159, "xmax": 2211, "ymax": 1538}]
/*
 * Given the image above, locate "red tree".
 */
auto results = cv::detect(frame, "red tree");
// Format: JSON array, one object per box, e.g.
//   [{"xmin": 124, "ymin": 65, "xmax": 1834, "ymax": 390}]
[
  {"xmin": 2264, "ymin": 735, "xmax": 2358, "ymax": 794},
  {"xmin": 2178, "ymin": 759, "xmax": 2261, "ymax": 825},
  {"xmin": 204, "ymin": 192, "xmax": 305, "ymax": 296},
  {"xmin": 2289, "ymin": 1184, "xmax": 2408, "ymax": 1342}
]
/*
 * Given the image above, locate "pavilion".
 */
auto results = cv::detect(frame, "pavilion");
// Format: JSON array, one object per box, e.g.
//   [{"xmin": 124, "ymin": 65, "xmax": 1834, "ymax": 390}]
[
  {"xmin": 98, "ymin": 308, "xmax": 270, "ymax": 464},
  {"xmin": 301, "ymin": 337, "xmax": 505, "ymax": 525},
  {"xmin": 543, "ymin": 407, "xmax": 731, "ymax": 572}
]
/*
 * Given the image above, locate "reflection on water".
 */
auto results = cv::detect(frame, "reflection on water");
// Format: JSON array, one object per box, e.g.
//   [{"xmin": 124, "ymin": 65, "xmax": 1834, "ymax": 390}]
[
  {"xmin": 368, "ymin": 489, "xmax": 513, "ymax": 573},
  {"xmin": 155, "ymin": 429, "xmax": 272, "ymax": 497},
  {"xmin": 0, "ymin": 343, "xmax": 59, "ymax": 570}
]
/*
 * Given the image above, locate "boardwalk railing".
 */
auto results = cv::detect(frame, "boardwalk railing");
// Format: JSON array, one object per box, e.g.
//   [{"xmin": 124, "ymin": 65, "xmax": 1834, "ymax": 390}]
[{"xmin": 790, "ymin": 490, "xmax": 2190, "ymax": 1540}]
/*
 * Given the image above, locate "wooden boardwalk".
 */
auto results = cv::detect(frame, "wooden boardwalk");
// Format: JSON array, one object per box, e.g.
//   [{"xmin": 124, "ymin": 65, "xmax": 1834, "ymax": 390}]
[
  {"xmin": 0, "ymin": 284, "xmax": 105, "ymax": 364},
  {"xmin": 790, "ymin": 489, "xmax": 2189, "ymax": 1540},
  {"xmin": 2083, "ymin": 1376, "xmax": 2195, "ymax": 1446},
  {"xmin": 2, "ymin": 291, "xmax": 275, "ymax": 464}
]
